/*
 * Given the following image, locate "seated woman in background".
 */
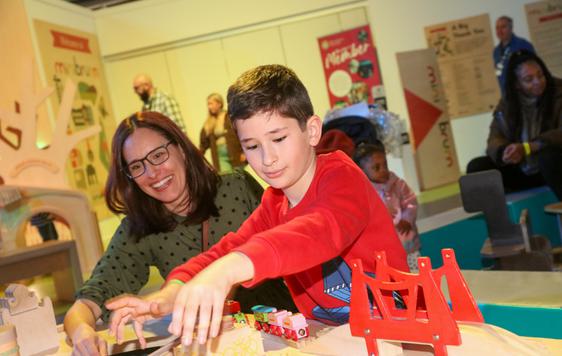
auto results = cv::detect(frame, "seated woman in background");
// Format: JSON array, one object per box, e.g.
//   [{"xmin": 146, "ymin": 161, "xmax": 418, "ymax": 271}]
[
  {"xmin": 64, "ymin": 112, "xmax": 295, "ymax": 355},
  {"xmin": 467, "ymin": 50, "xmax": 562, "ymax": 200},
  {"xmin": 199, "ymin": 93, "xmax": 245, "ymax": 173}
]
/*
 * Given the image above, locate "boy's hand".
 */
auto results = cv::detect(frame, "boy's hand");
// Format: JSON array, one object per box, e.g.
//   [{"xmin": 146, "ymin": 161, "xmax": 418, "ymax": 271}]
[
  {"xmin": 106, "ymin": 285, "xmax": 179, "ymax": 347},
  {"xmin": 396, "ymin": 220, "xmax": 412, "ymax": 234},
  {"xmin": 169, "ymin": 252, "xmax": 254, "ymax": 346}
]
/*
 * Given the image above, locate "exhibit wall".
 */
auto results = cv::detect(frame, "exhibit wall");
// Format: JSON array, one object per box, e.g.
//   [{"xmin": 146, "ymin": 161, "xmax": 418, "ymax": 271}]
[
  {"xmin": 0, "ymin": 0, "xmax": 546, "ymax": 259},
  {"xmin": 0, "ymin": 0, "xmax": 50, "ymax": 161},
  {"xmin": 23, "ymin": 0, "xmax": 97, "ymax": 130},
  {"xmin": 94, "ymin": 0, "xmax": 539, "ymax": 181},
  {"xmin": 0, "ymin": 0, "xmax": 115, "ymax": 225},
  {"xmin": 96, "ymin": 1, "xmax": 369, "ymax": 144},
  {"xmin": 367, "ymin": 0, "xmax": 537, "ymax": 171},
  {"xmin": 2, "ymin": 0, "xmax": 542, "ymax": 204}
]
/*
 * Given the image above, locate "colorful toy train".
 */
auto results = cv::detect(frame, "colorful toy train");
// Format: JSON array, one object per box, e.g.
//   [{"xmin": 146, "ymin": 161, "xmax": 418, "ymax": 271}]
[
  {"xmin": 249, "ymin": 305, "xmax": 309, "ymax": 341},
  {"xmin": 223, "ymin": 301, "xmax": 310, "ymax": 341}
]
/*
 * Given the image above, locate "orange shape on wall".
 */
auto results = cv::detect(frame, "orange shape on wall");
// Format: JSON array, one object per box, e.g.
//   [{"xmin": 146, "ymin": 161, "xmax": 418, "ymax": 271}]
[{"xmin": 404, "ymin": 89, "xmax": 443, "ymax": 151}]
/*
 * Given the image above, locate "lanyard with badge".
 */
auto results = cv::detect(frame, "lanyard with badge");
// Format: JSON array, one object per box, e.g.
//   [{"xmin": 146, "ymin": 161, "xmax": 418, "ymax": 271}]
[{"xmin": 495, "ymin": 46, "xmax": 511, "ymax": 77}]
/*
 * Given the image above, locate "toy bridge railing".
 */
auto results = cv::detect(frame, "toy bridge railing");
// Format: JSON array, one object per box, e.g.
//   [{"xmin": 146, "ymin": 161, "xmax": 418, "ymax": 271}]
[{"xmin": 349, "ymin": 249, "xmax": 483, "ymax": 356}]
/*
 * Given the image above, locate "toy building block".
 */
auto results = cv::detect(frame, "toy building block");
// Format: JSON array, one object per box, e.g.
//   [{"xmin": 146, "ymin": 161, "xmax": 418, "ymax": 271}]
[
  {"xmin": 0, "ymin": 185, "xmax": 103, "ymax": 275},
  {"xmin": 0, "ymin": 187, "xmax": 22, "ymax": 252},
  {"xmin": 0, "ymin": 284, "xmax": 58, "ymax": 355},
  {"xmin": 349, "ymin": 248, "xmax": 483, "ymax": 356},
  {"xmin": 0, "ymin": 324, "xmax": 19, "ymax": 356},
  {"xmin": 0, "ymin": 187, "xmax": 21, "ymax": 209}
]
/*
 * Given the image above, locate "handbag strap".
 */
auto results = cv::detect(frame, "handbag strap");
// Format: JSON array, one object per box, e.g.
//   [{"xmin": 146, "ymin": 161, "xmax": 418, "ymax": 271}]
[{"xmin": 201, "ymin": 219, "xmax": 210, "ymax": 252}]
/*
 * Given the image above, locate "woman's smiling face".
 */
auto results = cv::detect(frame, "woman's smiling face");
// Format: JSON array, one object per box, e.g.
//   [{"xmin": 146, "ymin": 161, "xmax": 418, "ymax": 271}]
[
  {"xmin": 123, "ymin": 127, "xmax": 189, "ymax": 215},
  {"xmin": 516, "ymin": 61, "xmax": 546, "ymax": 98}
]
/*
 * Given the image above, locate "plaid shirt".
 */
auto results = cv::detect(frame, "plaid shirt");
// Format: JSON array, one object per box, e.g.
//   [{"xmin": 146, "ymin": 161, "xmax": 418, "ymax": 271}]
[{"xmin": 142, "ymin": 88, "xmax": 186, "ymax": 132}]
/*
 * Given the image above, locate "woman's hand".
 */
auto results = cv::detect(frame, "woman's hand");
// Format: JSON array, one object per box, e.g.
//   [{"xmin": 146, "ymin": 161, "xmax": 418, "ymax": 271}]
[
  {"xmin": 502, "ymin": 143, "xmax": 524, "ymax": 164},
  {"xmin": 70, "ymin": 323, "xmax": 108, "ymax": 356},
  {"xmin": 64, "ymin": 299, "xmax": 106, "ymax": 356},
  {"xmin": 169, "ymin": 253, "xmax": 254, "ymax": 346},
  {"xmin": 105, "ymin": 285, "xmax": 180, "ymax": 347}
]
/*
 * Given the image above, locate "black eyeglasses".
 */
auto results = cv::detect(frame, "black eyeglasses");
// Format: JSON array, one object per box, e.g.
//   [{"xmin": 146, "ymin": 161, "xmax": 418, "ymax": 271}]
[{"xmin": 125, "ymin": 141, "xmax": 173, "ymax": 179}]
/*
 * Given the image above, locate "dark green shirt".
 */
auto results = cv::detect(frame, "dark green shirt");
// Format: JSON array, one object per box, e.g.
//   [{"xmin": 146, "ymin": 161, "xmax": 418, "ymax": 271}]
[{"xmin": 76, "ymin": 170, "xmax": 263, "ymax": 321}]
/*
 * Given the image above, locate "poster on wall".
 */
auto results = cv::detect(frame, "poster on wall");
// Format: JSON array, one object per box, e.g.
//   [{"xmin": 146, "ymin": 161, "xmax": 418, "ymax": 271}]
[
  {"xmin": 317, "ymin": 25, "xmax": 385, "ymax": 109},
  {"xmin": 34, "ymin": 20, "xmax": 115, "ymax": 219},
  {"xmin": 424, "ymin": 14, "xmax": 500, "ymax": 119},
  {"xmin": 396, "ymin": 48, "xmax": 460, "ymax": 190},
  {"xmin": 525, "ymin": 0, "xmax": 562, "ymax": 77}
]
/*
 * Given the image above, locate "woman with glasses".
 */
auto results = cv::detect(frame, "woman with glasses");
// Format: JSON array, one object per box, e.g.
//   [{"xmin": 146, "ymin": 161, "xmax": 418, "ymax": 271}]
[
  {"xmin": 64, "ymin": 112, "xmax": 295, "ymax": 355},
  {"xmin": 467, "ymin": 50, "xmax": 562, "ymax": 200}
]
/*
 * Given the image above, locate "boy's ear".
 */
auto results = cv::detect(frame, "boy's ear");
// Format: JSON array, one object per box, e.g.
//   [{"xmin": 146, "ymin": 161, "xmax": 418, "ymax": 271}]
[{"xmin": 306, "ymin": 115, "xmax": 322, "ymax": 146}]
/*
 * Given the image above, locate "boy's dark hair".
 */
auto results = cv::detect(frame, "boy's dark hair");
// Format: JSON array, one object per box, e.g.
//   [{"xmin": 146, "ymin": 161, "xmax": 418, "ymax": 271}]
[
  {"xmin": 353, "ymin": 141, "xmax": 386, "ymax": 165},
  {"xmin": 105, "ymin": 111, "xmax": 219, "ymax": 241},
  {"xmin": 227, "ymin": 64, "xmax": 314, "ymax": 129}
]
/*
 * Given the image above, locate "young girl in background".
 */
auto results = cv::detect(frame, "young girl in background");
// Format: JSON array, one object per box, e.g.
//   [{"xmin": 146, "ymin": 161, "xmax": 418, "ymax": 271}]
[{"xmin": 354, "ymin": 142, "xmax": 421, "ymax": 272}]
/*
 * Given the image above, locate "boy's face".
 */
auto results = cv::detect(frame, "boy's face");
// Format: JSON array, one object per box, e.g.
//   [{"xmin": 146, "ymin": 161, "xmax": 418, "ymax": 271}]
[
  {"xmin": 360, "ymin": 152, "xmax": 389, "ymax": 184},
  {"xmin": 235, "ymin": 111, "xmax": 321, "ymax": 205}
]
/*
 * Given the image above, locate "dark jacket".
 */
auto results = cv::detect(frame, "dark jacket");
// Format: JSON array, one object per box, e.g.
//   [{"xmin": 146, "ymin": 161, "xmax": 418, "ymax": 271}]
[
  {"xmin": 199, "ymin": 111, "xmax": 244, "ymax": 171},
  {"xmin": 487, "ymin": 78, "xmax": 562, "ymax": 163}
]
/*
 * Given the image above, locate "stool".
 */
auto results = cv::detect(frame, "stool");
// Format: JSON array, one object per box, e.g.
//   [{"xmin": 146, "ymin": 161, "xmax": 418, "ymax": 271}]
[{"xmin": 545, "ymin": 202, "xmax": 562, "ymax": 266}]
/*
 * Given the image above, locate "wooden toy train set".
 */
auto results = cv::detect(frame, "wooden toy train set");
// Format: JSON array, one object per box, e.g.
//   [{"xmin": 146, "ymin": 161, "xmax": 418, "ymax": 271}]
[{"xmin": 224, "ymin": 301, "xmax": 310, "ymax": 342}]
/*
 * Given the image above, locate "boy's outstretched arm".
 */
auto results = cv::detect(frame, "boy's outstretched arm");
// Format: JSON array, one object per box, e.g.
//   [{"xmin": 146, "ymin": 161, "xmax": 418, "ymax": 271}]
[
  {"xmin": 105, "ymin": 283, "xmax": 181, "ymax": 347},
  {"xmin": 169, "ymin": 252, "xmax": 254, "ymax": 346}
]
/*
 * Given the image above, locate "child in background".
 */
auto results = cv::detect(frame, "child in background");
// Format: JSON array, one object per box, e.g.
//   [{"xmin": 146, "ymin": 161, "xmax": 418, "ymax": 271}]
[
  {"xmin": 106, "ymin": 64, "xmax": 408, "ymax": 347},
  {"xmin": 354, "ymin": 142, "xmax": 421, "ymax": 272}
]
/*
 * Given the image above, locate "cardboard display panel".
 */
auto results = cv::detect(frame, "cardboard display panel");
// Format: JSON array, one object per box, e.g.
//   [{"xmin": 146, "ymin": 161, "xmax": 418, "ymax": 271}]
[
  {"xmin": 525, "ymin": 0, "xmax": 562, "ymax": 77},
  {"xmin": 34, "ymin": 20, "xmax": 116, "ymax": 219},
  {"xmin": 424, "ymin": 14, "xmax": 500, "ymax": 119},
  {"xmin": 397, "ymin": 48, "xmax": 460, "ymax": 190}
]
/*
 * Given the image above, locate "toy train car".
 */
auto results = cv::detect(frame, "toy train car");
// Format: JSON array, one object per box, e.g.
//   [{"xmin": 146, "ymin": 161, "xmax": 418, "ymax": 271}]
[
  {"xmin": 232, "ymin": 311, "xmax": 248, "ymax": 325},
  {"xmin": 250, "ymin": 305, "xmax": 309, "ymax": 341},
  {"xmin": 223, "ymin": 300, "xmax": 241, "ymax": 315}
]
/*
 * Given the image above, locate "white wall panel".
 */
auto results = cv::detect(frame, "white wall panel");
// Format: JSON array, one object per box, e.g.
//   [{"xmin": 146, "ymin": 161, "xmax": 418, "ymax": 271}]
[
  {"xmin": 104, "ymin": 52, "xmax": 172, "ymax": 124},
  {"xmin": 338, "ymin": 7, "xmax": 368, "ymax": 30},
  {"xmin": 222, "ymin": 28, "xmax": 286, "ymax": 82},
  {"xmin": 94, "ymin": 0, "xmax": 363, "ymax": 56},
  {"xmin": 25, "ymin": 0, "xmax": 95, "ymax": 33},
  {"xmin": 280, "ymin": 10, "xmax": 369, "ymax": 119},
  {"xmin": 280, "ymin": 14, "xmax": 343, "ymax": 119},
  {"xmin": 164, "ymin": 40, "xmax": 230, "ymax": 144},
  {"xmin": 367, "ymin": 0, "xmax": 536, "ymax": 171}
]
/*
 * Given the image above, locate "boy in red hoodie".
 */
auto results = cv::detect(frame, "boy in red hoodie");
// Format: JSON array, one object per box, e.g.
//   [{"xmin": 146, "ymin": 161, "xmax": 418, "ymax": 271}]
[{"xmin": 107, "ymin": 64, "xmax": 407, "ymax": 347}]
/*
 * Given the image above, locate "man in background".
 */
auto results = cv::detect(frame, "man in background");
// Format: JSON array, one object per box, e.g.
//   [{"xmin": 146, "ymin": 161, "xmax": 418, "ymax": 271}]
[
  {"xmin": 493, "ymin": 16, "xmax": 535, "ymax": 94},
  {"xmin": 132, "ymin": 73, "xmax": 186, "ymax": 132}
]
